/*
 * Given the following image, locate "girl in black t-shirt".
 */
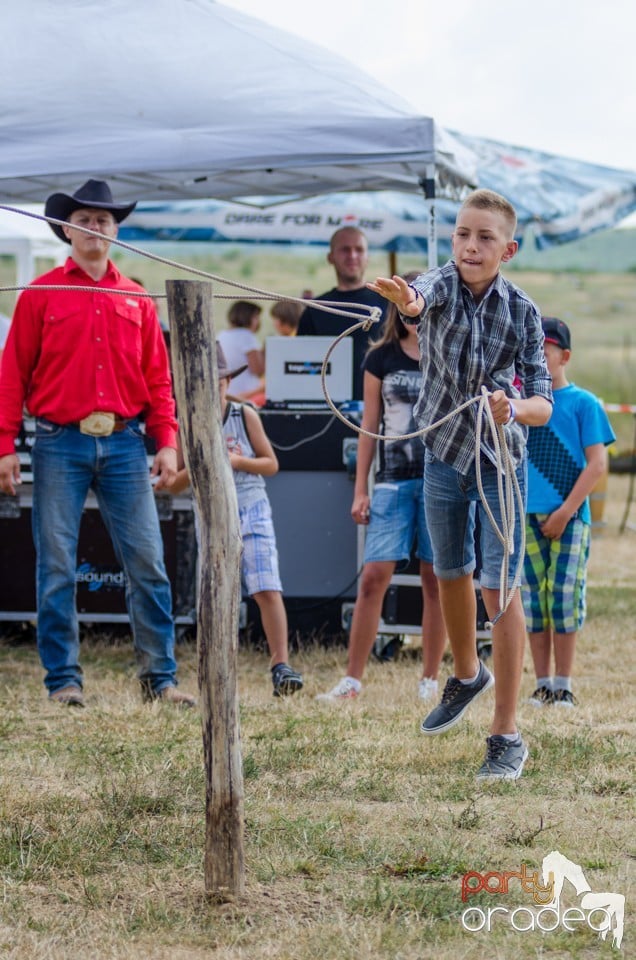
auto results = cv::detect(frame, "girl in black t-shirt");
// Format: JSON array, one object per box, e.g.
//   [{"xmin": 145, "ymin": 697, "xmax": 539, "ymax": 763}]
[{"xmin": 316, "ymin": 277, "xmax": 446, "ymax": 703}]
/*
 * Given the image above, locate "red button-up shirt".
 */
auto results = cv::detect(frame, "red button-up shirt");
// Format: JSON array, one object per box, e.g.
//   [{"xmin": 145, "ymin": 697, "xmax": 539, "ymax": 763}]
[{"xmin": 0, "ymin": 258, "xmax": 177, "ymax": 456}]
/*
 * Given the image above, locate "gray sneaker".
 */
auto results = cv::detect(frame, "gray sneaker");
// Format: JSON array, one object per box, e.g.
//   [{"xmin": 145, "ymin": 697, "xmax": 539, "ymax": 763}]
[
  {"xmin": 420, "ymin": 662, "xmax": 494, "ymax": 735},
  {"xmin": 476, "ymin": 735, "xmax": 529, "ymax": 781}
]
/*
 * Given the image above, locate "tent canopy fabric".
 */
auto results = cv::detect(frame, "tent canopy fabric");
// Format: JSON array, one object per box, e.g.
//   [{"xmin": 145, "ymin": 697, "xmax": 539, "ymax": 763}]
[
  {"xmin": 0, "ymin": 0, "xmax": 475, "ymax": 205},
  {"xmin": 450, "ymin": 132, "xmax": 636, "ymax": 249},
  {"xmin": 2, "ymin": 1, "xmax": 632, "ymax": 255},
  {"xmin": 119, "ymin": 137, "xmax": 636, "ymax": 254}
]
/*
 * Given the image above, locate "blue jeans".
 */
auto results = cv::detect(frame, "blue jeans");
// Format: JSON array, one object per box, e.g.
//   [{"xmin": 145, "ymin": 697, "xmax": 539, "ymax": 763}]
[
  {"xmin": 363, "ymin": 478, "xmax": 433, "ymax": 564},
  {"xmin": 423, "ymin": 452, "xmax": 527, "ymax": 589},
  {"xmin": 31, "ymin": 419, "xmax": 177, "ymax": 695}
]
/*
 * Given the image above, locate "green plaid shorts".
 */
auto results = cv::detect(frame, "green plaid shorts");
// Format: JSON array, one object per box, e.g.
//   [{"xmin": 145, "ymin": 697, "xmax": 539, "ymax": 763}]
[{"xmin": 522, "ymin": 513, "xmax": 590, "ymax": 633}]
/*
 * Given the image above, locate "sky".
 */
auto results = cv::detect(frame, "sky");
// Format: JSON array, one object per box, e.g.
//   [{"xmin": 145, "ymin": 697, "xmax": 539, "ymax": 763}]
[{"xmin": 221, "ymin": 0, "xmax": 636, "ymax": 174}]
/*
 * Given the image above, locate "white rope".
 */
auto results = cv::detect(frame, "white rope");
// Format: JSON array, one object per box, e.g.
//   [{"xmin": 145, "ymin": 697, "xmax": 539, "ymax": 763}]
[
  {"xmin": 0, "ymin": 285, "xmax": 301, "ymax": 302},
  {"xmin": 0, "ymin": 204, "xmax": 378, "ymax": 325},
  {"xmin": 0, "ymin": 284, "xmax": 158, "ymax": 298}
]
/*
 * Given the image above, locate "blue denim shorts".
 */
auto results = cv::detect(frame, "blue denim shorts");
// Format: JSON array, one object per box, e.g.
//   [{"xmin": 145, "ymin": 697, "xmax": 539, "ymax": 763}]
[
  {"xmin": 363, "ymin": 477, "xmax": 433, "ymax": 564},
  {"xmin": 423, "ymin": 452, "xmax": 527, "ymax": 588}
]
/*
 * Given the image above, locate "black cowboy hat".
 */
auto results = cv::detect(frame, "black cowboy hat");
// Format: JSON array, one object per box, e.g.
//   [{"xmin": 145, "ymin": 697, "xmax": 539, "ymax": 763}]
[
  {"xmin": 44, "ymin": 179, "xmax": 137, "ymax": 243},
  {"xmin": 216, "ymin": 341, "xmax": 248, "ymax": 380}
]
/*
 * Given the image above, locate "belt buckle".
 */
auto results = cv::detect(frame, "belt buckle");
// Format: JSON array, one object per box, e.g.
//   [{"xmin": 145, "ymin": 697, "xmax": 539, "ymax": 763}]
[{"xmin": 79, "ymin": 412, "xmax": 116, "ymax": 436}]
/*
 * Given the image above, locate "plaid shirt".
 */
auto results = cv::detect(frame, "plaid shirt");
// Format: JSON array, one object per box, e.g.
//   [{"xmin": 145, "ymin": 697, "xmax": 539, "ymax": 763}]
[{"xmin": 407, "ymin": 261, "xmax": 552, "ymax": 475}]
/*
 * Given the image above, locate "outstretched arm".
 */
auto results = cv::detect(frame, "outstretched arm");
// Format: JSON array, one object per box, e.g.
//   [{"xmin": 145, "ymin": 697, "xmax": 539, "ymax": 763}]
[{"xmin": 366, "ymin": 275, "xmax": 422, "ymax": 318}]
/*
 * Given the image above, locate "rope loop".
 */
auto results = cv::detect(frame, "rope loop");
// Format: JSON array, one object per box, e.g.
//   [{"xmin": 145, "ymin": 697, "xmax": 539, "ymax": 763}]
[{"xmin": 361, "ymin": 306, "xmax": 382, "ymax": 332}]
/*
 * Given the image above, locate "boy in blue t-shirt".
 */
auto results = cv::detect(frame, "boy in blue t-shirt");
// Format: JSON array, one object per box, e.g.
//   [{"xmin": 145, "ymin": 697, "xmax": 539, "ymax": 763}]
[{"xmin": 522, "ymin": 317, "xmax": 615, "ymax": 707}]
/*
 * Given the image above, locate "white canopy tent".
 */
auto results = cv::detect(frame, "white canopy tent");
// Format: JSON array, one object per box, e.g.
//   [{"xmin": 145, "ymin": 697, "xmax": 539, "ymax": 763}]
[
  {"xmin": 0, "ymin": 0, "xmax": 475, "ymax": 224},
  {"xmin": 0, "ymin": 206, "xmax": 64, "ymax": 297},
  {"xmin": 0, "ymin": 207, "xmax": 64, "ymax": 347}
]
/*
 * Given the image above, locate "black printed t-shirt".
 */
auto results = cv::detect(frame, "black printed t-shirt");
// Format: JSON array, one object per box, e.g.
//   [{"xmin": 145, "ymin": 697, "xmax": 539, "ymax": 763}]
[{"xmin": 363, "ymin": 340, "xmax": 423, "ymax": 482}]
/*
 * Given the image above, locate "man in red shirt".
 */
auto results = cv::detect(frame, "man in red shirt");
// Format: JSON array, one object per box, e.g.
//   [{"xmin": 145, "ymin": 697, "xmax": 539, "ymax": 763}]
[{"xmin": 0, "ymin": 179, "xmax": 195, "ymax": 708}]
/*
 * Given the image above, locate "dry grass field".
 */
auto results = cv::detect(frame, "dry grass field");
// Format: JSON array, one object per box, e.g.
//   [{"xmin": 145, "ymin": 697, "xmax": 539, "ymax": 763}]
[
  {"xmin": 0, "ymin": 476, "xmax": 634, "ymax": 960},
  {"xmin": 1, "ymin": 242, "xmax": 634, "ymax": 958}
]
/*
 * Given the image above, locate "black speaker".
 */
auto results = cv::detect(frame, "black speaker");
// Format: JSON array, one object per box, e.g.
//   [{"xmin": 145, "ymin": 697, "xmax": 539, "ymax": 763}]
[
  {"xmin": 259, "ymin": 408, "xmax": 359, "ymax": 471},
  {"xmin": 0, "ymin": 489, "xmax": 197, "ymax": 625}
]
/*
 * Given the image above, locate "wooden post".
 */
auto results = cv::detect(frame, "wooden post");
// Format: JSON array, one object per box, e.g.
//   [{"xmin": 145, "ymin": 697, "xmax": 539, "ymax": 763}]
[{"xmin": 166, "ymin": 279, "xmax": 245, "ymax": 899}]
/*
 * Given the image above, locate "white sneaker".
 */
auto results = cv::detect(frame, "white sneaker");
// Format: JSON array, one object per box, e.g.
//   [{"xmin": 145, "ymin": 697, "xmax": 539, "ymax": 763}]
[
  {"xmin": 418, "ymin": 677, "xmax": 439, "ymax": 701},
  {"xmin": 315, "ymin": 677, "xmax": 360, "ymax": 702}
]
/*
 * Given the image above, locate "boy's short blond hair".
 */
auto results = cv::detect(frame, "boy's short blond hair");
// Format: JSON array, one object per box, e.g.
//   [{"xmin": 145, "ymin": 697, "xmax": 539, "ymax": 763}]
[{"xmin": 459, "ymin": 189, "xmax": 517, "ymax": 239}]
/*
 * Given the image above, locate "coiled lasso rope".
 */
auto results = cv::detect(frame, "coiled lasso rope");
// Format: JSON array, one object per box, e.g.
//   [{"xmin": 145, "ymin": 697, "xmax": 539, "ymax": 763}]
[{"xmin": 320, "ymin": 314, "xmax": 526, "ymax": 628}]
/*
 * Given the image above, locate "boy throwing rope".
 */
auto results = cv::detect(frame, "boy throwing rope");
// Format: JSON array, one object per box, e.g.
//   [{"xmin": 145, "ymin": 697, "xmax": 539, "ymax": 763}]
[{"xmin": 368, "ymin": 189, "xmax": 552, "ymax": 780}]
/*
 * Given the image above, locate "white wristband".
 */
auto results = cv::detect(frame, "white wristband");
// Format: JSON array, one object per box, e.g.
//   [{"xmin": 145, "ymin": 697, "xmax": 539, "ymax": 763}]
[{"xmin": 505, "ymin": 401, "xmax": 516, "ymax": 425}]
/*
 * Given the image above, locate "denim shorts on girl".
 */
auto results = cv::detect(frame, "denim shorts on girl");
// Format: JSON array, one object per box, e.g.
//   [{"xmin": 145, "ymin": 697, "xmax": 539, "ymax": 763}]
[
  {"xmin": 238, "ymin": 495, "xmax": 283, "ymax": 595},
  {"xmin": 423, "ymin": 452, "xmax": 527, "ymax": 588},
  {"xmin": 363, "ymin": 477, "xmax": 433, "ymax": 564},
  {"xmin": 522, "ymin": 513, "xmax": 590, "ymax": 633}
]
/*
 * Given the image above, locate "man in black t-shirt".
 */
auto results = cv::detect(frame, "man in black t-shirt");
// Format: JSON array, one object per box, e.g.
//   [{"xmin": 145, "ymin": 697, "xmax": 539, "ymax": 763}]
[{"xmin": 297, "ymin": 227, "xmax": 388, "ymax": 400}]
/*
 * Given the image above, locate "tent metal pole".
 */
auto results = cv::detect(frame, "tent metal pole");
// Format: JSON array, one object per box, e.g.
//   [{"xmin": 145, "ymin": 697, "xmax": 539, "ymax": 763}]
[{"xmin": 420, "ymin": 166, "xmax": 437, "ymax": 268}]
